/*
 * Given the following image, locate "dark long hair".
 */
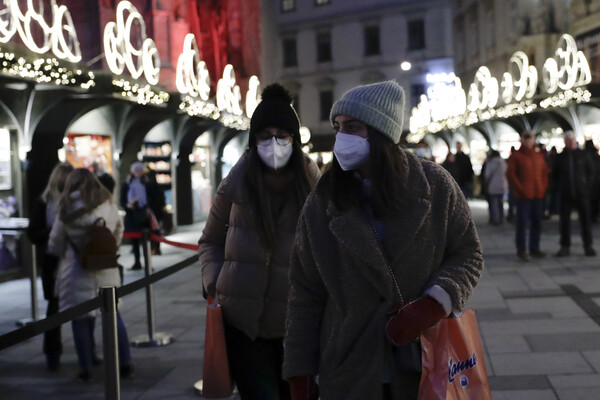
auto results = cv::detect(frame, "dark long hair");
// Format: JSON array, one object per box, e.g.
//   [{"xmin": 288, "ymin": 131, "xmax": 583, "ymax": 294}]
[
  {"xmin": 245, "ymin": 138, "xmax": 312, "ymax": 246},
  {"xmin": 317, "ymin": 126, "xmax": 408, "ymax": 215}
]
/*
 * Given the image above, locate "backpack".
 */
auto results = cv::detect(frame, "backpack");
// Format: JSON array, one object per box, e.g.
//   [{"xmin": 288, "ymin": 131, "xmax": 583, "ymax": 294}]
[{"xmin": 67, "ymin": 217, "xmax": 119, "ymax": 271}]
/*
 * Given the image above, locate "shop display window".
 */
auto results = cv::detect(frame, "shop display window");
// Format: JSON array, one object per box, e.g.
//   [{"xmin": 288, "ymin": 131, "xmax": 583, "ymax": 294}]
[
  {"xmin": 0, "ymin": 129, "xmax": 12, "ymax": 190},
  {"xmin": 65, "ymin": 133, "xmax": 113, "ymax": 174}
]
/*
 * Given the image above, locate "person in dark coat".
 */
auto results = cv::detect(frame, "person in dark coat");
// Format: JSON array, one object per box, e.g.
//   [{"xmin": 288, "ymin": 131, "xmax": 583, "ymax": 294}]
[
  {"xmin": 26, "ymin": 162, "xmax": 74, "ymax": 371},
  {"xmin": 553, "ymin": 132, "xmax": 596, "ymax": 257},
  {"xmin": 454, "ymin": 141, "xmax": 474, "ymax": 198},
  {"xmin": 144, "ymin": 169, "xmax": 166, "ymax": 255},
  {"xmin": 584, "ymin": 140, "xmax": 600, "ymax": 222},
  {"xmin": 198, "ymin": 83, "xmax": 320, "ymax": 400},
  {"xmin": 120, "ymin": 162, "xmax": 151, "ymax": 270},
  {"xmin": 283, "ymin": 81, "xmax": 483, "ymax": 400}
]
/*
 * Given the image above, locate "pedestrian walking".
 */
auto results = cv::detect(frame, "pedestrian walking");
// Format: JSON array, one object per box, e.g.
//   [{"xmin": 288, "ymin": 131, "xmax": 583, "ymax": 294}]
[
  {"xmin": 484, "ymin": 150, "xmax": 507, "ymax": 225},
  {"xmin": 144, "ymin": 169, "xmax": 166, "ymax": 255},
  {"xmin": 282, "ymin": 81, "xmax": 484, "ymax": 400},
  {"xmin": 505, "ymin": 130, "xmax": 549, "ymax": 260},
  {"xmin": 120, "ymin": 162, "xmax": 152, "ymax": 270},
  {"xmin": 26, "ymin": 162, "xmax": 74, "ymax": 371},
  {"xmin": 198, "ymin": 83, "xmax": 320, "ymax": 400},
  {"xmin": 47, "ymin": 168, "xmax": 134, "ymax": 382},
  {"xmin": 553, "ymin": 131, "xmax": 596, "ymax": 257},
  {"xmin": 584, "ymin": 140, "xmax": 600, "ymax": 222},
  {"xmin": 455, "ymin": 141, "xmax": 474, "ymax": 198}
]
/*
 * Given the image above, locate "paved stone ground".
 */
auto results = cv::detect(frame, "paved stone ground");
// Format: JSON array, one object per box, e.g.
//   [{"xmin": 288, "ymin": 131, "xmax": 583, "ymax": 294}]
[{"xmin": 0, "ymin": 199, "xmax": 599, "ymax": 399}]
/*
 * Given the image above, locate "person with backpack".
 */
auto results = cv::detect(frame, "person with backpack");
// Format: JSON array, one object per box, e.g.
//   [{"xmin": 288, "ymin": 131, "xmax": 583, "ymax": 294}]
[
  {"xmin": 27, "ymin": 162, "xmax": 74, "ymax": 371},
  {"xmin": 48, "ymin": 168, "xmax": 134, "ymax": 383}
]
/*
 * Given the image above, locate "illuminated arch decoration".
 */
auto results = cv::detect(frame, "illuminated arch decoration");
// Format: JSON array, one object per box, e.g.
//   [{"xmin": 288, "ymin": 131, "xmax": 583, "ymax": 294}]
[
  {"xmin": 176, "ymin": 33, "xmax": 210, "ymax": 100},
  {"xmin": 0, "ymin": 0, "xmax": 81, "ymax": 63},
  {"xmin": 104, "ymin": 1, "xmax": 160, "ymax": 85},
  {"xmin": 245, "ymin": 75, "xmax": 261, "ymax": 118},
  {"xmin": 216, "ymin": 64, "xmax": 243, "ymax": 116},
  {"xmin": 543, "ymin": 34, "xmax": 591, "ymax": 94},
  {"xmin": 409, "ymin": 34, "xmax": 591, "ymax": 139}
]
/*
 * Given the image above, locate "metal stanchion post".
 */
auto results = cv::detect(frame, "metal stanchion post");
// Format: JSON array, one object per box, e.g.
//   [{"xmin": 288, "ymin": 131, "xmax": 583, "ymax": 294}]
[
  {"xmin": 131, "ymin": 229, "xmax": 173, "ymax": 347},
  {"xmin": 16, "ymin": 241, "xmax": 39, "ymax": 327},
  {"xmin": 100, "ymin": 286, "xmax": 121, "ymax": 400}
]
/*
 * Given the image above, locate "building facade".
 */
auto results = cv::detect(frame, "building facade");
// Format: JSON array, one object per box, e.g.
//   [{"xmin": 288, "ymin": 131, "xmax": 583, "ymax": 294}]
[{"xmin": 261, "ymin": 0, "xmax": 454, "ymax": 153}]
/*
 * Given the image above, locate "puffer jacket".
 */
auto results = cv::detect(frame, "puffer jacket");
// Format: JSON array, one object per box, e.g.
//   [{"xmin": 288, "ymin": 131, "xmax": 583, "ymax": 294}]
[
  {"xmin": 198, "ymin": 152, "xmax": 320, "ymax": 340},
  {"xmin": 283, "ymin": 151, "xmax": 483, "ymax": 400},
  {"xmin": 506, "ymin": 147, "xmax": 548, "ymax": 199},
  {"xmin": 484, "ymin": 156, "xmax": 507, "ymax": 195},
  {"xmin": 48, "ymin": 192, "xmax": 123, "ymax": 317}
]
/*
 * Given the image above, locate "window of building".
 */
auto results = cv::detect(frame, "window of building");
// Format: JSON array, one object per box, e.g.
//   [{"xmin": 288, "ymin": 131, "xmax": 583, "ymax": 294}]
[
  {"xmin": 407, "ymin": 19, "xmax": 425, "ymax": 50},
  {"xmin": 282, "ymin": 0, "xmax": 295, "ymax": 12},
  {"xmin": 315, "ymin": 0, "xmax": 331, "ymax": 5},
  {"xmin": 282, "ymin": 37, "xmax": 298, "ymax": 67},
  {"xmin": 316, "ymin": 32, "xmax": 332, "ymax": 63},
  {"xmin": 319, "ymin": 90, "xmax": 333, "ymax": 121},
  {"xmin": 364, "ymin": 25, "xmax": 380, "ymax": 56},
  {"xmin": 410, "ymin": 84, "xmax": 425, "ymax": 108},
  {"xmin": 292, "ymin": 92, "xmax": 300, "ymax": 117}
]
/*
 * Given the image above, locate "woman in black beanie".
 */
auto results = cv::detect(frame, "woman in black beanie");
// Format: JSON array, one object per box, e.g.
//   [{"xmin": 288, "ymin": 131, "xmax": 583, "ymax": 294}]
[{"xmin": 198, "ymin": 83, "xmax": 320, "ymax": 400}]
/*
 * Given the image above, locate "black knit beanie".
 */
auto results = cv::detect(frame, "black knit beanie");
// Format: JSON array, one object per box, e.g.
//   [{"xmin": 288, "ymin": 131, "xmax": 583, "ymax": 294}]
[{"xmin": 249, "ymin": 83, "xmax": 300, "ymax": 147}]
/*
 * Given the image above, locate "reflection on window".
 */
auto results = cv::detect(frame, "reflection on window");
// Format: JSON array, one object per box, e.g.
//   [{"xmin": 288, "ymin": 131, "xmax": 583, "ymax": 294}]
[
  {"xmin": 282, "ymin": 0, "xmax": 295, "ymax": 12},
  {"xmin": 319, "ymin": 90, "xmax": 333, "ymax": 121},
  {"xmin": 408, "ymin": 19, "xmax": 425, "ymax": 50}
]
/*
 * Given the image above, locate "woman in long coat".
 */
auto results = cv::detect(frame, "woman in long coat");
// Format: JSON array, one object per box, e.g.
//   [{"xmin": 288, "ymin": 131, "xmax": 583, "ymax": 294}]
[
  {"xmin": 283, "ymin": 81, "xmax": 483, "ymax": 400},
  {"xmin": 198, "ymin": 83, "xmax": 320, "ymax": 400},
  {"xmin": 48, "ymin": 168, "xmax": 133, "ymax": 382}
]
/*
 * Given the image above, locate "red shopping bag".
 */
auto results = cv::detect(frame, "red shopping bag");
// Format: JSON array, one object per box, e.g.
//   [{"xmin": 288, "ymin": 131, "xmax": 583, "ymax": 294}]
[
  {"xmin": 418, "ymin": 309, "xmax": 492, "ymax": 400},
  {"xmin": 202, "ymin": 297, "xmax": 233, "ymax": 398}
]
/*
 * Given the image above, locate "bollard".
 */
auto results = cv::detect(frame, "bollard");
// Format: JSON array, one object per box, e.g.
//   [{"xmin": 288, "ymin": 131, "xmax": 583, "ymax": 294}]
[
  {"xmin": 131, "ymin": 229, "xmax": 173, "ymax": 347},
  {"xmin": 100, "ymin": 286, "xmax": 121, "ymax": 400},
  {"xmin": 16, "ymin": 241, "xmax": 39, "ymax": 327}
]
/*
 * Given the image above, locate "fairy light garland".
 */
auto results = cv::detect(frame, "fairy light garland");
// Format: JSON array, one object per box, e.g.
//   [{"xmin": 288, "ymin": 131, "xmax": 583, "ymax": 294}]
[{"xmin": 112, "ymin": 78, "xmax": 169, "ymax": 106}]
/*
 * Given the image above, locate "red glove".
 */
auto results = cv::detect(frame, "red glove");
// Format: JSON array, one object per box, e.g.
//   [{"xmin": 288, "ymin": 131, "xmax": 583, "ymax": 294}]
[
  {"xmin": 386, "ymin": 296, "xmax": 447, "ymax": 346},
  {"xmin": 289, "ymin": 375, "xmax": 319, "ymax": 400}
]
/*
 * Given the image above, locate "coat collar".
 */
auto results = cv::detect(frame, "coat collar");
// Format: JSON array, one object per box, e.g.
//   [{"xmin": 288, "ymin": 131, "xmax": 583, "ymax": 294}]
[{"xmin": 326, "ymin": 152, "xmax": 432, "ymax": 302}]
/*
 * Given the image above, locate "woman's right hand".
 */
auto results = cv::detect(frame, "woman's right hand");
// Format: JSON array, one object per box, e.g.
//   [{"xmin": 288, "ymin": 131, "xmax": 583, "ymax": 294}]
[{"xmin": 289, "ymin": 375, "xmax": 319, "ymax": 400}]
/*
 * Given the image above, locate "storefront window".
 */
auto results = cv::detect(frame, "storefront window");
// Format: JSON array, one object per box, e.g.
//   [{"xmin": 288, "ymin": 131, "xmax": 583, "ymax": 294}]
[
  {"xmin": 0, "ymin": 129, "xmax": 11, "ymax": 190},
  {"xmin": 65, "ymin": 133, "xmax": 113, "ymax": 174},
  {"xmin": 191, "ymin": 134, "xmax": 212, "ymax": 221}
]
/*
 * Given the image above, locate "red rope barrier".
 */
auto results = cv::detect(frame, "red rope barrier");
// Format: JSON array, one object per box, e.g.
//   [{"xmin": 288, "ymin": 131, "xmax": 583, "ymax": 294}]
[{"xmin": 122, "ymin": 231, "xmax": 199, "ymax": 251}]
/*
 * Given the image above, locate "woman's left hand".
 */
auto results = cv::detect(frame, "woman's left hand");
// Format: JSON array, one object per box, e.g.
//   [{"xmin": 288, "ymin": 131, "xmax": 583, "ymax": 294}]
[{"xmin": 386, "ymin": 296, "xmax": 446, "ymax": 346}]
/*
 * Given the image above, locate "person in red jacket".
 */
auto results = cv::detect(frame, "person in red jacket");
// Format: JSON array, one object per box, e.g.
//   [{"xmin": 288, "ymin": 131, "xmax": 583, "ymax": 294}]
[{"xmin": 506, "ymin": 130, "xmax": 549, "ymax": 260}]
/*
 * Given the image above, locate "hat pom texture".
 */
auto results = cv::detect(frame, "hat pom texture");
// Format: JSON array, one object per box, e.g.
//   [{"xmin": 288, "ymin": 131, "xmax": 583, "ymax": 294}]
[
  {"xmin": 330, "ymin": 81, "xmax": 405, "ymax": 144},
  {"xmin": 250, "ymin": 83, "xmax": 300, "ymax": 141}
]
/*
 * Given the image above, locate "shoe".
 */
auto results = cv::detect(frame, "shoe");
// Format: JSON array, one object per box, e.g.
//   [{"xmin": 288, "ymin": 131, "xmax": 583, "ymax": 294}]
[
  {"xmin": 129, "ymin": 263, "xmax": 142, "ymax": 271},
  {"xmin": 77, "ymin": 371, "xmax": 93, "ymax": 383},
  {"xmin": 555, "ymin": 247, "xmax": 570, "ymax": 257},
  {"xmin": 120, "ymin": 364, "xmax": 135, "ymax": 379},
  {"xmin": 530, "ymin": 251, "xmax": 547, "ymax": 258},
  {"xmin": 585, "ymin": 247, "xmax": 597, "ymax": 257},
  {"xmin": 517, "ymin": 251, "xmax": 529, "ymax": 260},
  {"xmin": 46, "ymin": 354, "xmax": 60, "ymax": 371}
]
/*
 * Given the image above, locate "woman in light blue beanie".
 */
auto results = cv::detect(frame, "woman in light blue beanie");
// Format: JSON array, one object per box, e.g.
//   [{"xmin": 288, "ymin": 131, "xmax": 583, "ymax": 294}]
[{"xmin": 283, "ymin": 81, "xmax": 484, "ymax": 400}]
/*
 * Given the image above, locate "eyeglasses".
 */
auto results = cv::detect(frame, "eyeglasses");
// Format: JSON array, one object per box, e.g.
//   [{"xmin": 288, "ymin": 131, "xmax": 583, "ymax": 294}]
[{"xmin": 256, "ymin": 133, "xmax": 293, "ymax": 146}]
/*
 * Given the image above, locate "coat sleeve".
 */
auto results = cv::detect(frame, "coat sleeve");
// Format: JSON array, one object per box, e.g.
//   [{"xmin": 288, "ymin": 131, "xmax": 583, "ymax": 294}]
[
  {"xmin": 112, "ymin": 204, "xmax": 124, "ymax": 246},
  {"xmin": 505, "ymin": 154, "xmax": 524, "ymax": 196},
  {"xmin": 47, "ymin": 217, "xmax": 67, "ymax": 258},
  {"xmin": 283, "ymin": 208, "xmax": 328, "ymax": 379},
  {"xmin": 197, "ymin": 179, "xmax": 233, "ymax": 298},
  {"xmin": 426, "ymin": 175, "xmax": 484, "ymax": 311}
]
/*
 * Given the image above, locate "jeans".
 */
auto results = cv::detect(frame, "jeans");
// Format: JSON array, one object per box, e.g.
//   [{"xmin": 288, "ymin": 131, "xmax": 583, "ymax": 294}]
[
  {"xmin": 559, "ymin": 195, "xmax": 593, "ymax": 248},
  {"xmin": 488, "ymin": 194, "xmax": 504, "ymax": 225},
  {"xmin": 72, "ymin": 313, "xmax": 132, "ymax": 373},
  {"xmin": 223, "ymin": 323, "xmax": 290, "ymax": 400},
  {"xmin": 515, "ymin": 198, "xmax": 544, "ymax": 253}
]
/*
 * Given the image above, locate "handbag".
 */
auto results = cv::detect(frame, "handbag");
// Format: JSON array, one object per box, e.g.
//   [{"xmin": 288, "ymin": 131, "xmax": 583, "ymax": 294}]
[
  {"xmin": 201, "ymin": 297, "xmax": 233, "ymax": 398},
  {"xmin": 418, "ymin": 309, "xmax": 493, "ymax": 400}
]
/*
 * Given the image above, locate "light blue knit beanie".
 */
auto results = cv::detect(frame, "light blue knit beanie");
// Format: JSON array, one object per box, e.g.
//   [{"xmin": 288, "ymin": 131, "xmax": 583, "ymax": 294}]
[{"xmin": 330, "ymin": 80, "xmax": 405, "ymax": 144}]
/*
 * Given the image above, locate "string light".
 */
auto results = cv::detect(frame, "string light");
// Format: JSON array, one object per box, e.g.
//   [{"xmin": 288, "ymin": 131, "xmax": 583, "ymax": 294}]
[{"xmin": 112, "ymin": 78, "xmax": 169, "ymax": 105}]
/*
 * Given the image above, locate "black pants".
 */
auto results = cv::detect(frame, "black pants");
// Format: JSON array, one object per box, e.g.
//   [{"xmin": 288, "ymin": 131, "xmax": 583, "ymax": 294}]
[
  {"xmin": 44, "ymin": 297, "xmax": 62, "ymax": 357},
  {"xmin": 559, "ymin": 195, "xmax": 593, "ymax": 248},
  {"xmin": 223, "ymin": 323, "xmax": 290, "ymax": 400}
]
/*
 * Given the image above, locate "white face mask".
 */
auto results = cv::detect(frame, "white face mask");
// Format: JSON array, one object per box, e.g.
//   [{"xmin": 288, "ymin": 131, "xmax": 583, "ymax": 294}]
[
  {"xmin": 257, "ymin": 137, "xmax": 293, "ymax": 170},
  {"xmin": 333, "ymin": 132, "xmax": 370, "ymax": 171}
]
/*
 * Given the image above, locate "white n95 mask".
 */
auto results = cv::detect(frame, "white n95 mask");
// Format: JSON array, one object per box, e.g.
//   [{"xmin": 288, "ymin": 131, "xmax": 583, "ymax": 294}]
[
  {"xmin": 257, "ymin": 137, "xmax": 293, "ymax": 170},
  {"xmin": 333, "ymin": 133, "xmax": 370, "ymax": 171}
]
